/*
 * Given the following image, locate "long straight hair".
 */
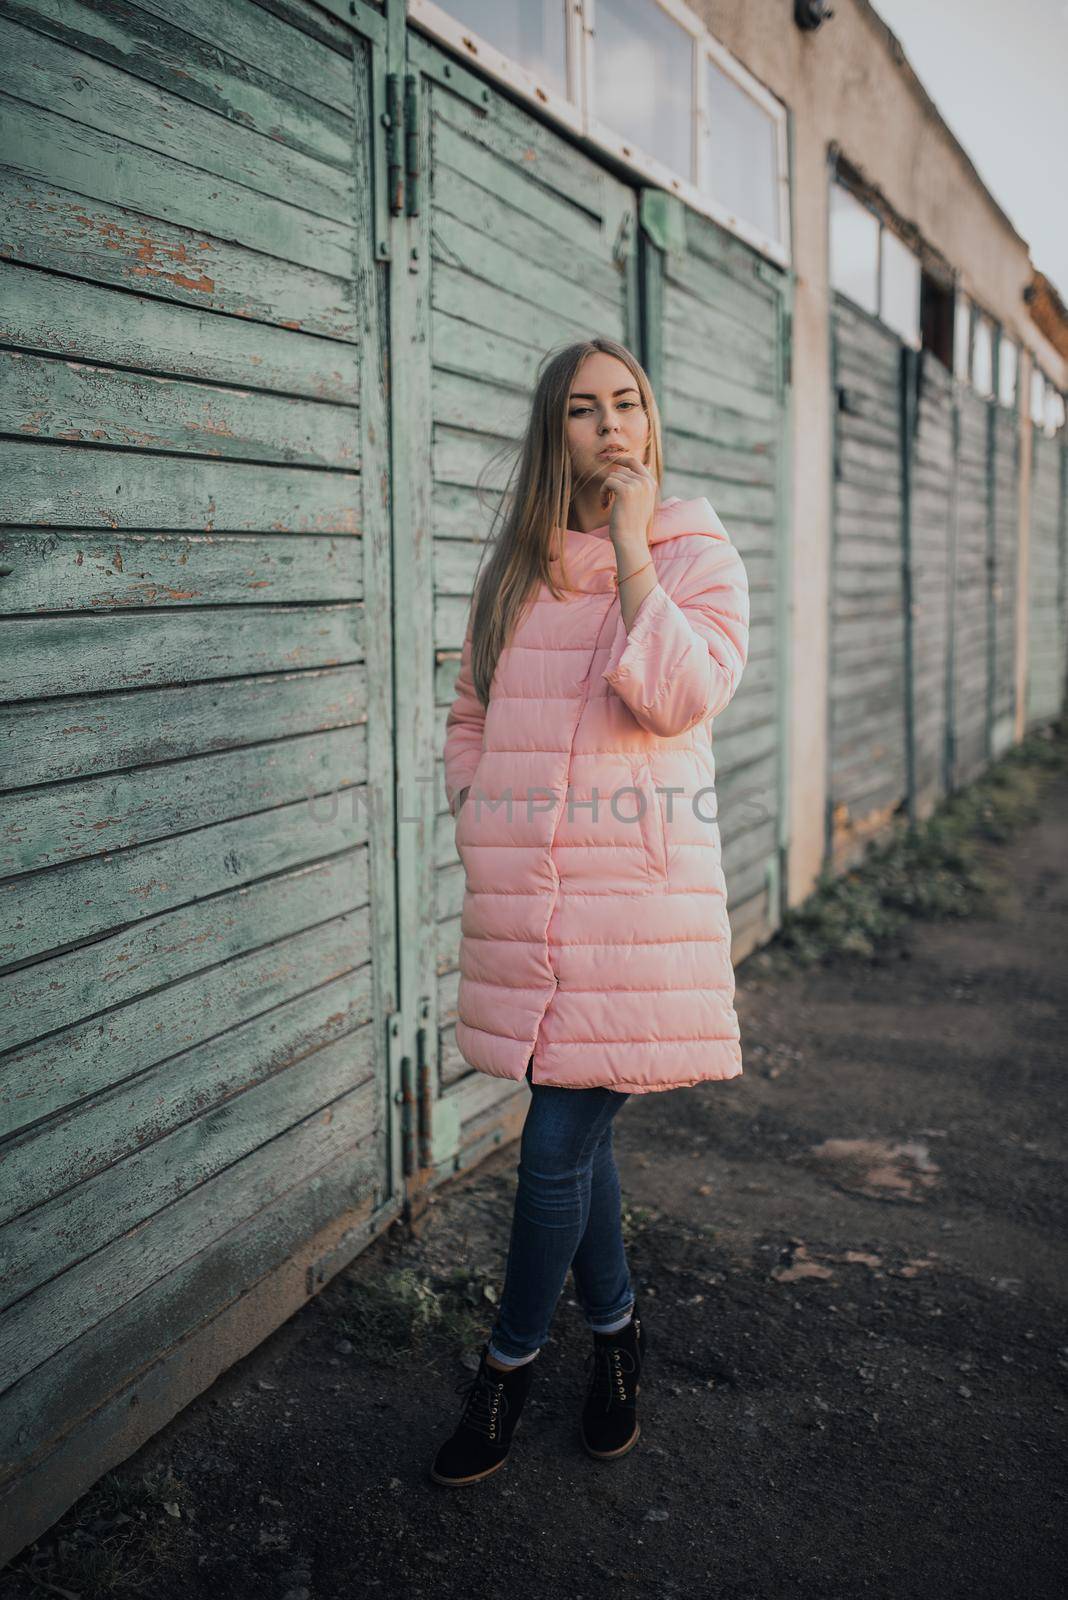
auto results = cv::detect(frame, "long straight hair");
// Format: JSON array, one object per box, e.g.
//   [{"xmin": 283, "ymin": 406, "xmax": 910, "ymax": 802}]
[{"xmin": 465, "ymin": 337, "xmax": 665, "ymax": 707}]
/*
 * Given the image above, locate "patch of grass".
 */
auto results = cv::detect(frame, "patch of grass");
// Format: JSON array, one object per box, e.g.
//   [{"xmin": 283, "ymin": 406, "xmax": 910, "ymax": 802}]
[
  {"xmin": 621, "ymin": 1202, "xmax": 655, "ymax": 1250},
  {"xmin": 761, "ymin": 723, "xmax": 1067, "ymax": 970},
  {"xmin": 8, "ymin": 1466, "xmax": 192, "ymax": 1598},
  {"xmin": 334, "ymin": 1263, "xmax": 487, "ymax": 1365}
]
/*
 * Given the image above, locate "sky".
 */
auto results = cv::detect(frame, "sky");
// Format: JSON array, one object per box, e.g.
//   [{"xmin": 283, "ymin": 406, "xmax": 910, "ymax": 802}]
[{"xmin": 873, "ymin": 0, "xmax": 1068, "ymax": 302}]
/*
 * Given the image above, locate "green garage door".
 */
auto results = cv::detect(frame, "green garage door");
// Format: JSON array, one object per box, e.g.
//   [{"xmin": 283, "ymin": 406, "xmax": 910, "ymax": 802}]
[
  {"xmin": 401, "ymin": 34, "xmax": 789, "ymax": 1182},
  {"xmin": 647, "ymin": 194, "xmax": 789, "ymax": 956},
  {"xmin": 909, "ymin": 350, "xmax": 955, "ymax": 816},
  {"xmin": 989, "ymin": 398, "xmax": 1020, "ymax": 757},
  {"xmin": 1027, "ymin": 428, "xmax": 1067, "ymax": 726},
  {"xmin": 399, "ymin": 34, "xmax": 640, "ymax": 1176},
  {"xmin": 829, "ymin": 295, "xmax": 907, "ymax": 867},
  {"xmin": 951, "ymin": 387, "xmax": 992, "ymax": 786},
  {"xmin": 0, "ymin": 0, "xmax": 397, "ymax": 1552}
]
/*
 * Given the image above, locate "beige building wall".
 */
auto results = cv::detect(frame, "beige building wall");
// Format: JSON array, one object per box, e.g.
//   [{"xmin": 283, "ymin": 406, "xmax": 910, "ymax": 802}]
[{"xmin": 691, "ymin": 0, "xmax": 1065, "ymax": 904}]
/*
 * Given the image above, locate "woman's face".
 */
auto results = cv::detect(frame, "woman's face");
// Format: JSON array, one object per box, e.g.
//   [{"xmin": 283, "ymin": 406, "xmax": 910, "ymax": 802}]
[{"xmin": 566, "ymin": 353, "xmax": 650, "ymax": 492}]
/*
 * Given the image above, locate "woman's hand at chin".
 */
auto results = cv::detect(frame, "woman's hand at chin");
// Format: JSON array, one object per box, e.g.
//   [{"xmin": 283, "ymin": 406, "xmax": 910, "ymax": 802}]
[{"xmin": 600, "ymin": 452, "xmax": 658, "ymax": 546}]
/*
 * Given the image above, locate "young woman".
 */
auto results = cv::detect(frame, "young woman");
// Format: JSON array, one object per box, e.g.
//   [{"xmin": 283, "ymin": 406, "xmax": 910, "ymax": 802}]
[{"xmin": 431, "ymin": 337, "xmax": 750, "ymax": 1487}]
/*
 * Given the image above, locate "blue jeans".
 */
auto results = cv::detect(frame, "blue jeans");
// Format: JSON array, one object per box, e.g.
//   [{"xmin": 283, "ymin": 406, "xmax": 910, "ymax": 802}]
[{"xmin": 487, "ymin": 1056, "xmax": 634, "ymax": 1364}]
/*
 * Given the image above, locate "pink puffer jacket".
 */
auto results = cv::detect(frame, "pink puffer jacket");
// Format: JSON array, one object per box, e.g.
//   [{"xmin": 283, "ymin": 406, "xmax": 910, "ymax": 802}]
[{"xmin": 444, "ymin": 495, "xmax": 749, "ymax": 1093}]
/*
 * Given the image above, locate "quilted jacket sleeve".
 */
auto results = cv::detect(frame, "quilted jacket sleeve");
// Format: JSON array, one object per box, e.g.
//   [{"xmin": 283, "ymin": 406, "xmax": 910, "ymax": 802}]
[
  {"xmin": 602, "ymin": 534, "xmax": 749, "ymax": 737},
  {"xmin": 443, "ymin": 615, "xmax": 486, "ymax": 817}
]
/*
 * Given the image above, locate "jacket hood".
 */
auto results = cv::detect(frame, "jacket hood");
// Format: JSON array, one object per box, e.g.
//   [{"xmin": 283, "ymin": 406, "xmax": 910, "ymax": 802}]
[{"xmin": 565, "ymin": 495, "xmax": 729, "ymax": 546}]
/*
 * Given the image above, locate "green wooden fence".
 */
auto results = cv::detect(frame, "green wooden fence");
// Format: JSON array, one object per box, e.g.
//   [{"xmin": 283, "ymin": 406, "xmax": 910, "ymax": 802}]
[
  {"xmin": 828, "ymin": 290, "xmax": 1065, "ymax": 870},
  {"xmin": 0, "ymin": 0, "xmax": 399, "ymax": 1557}
]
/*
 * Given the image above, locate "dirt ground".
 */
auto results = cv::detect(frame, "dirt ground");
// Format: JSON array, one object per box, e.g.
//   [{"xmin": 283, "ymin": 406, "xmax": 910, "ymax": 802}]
[{"xmin": 6, "ymin": 771, "xmax": 1067, "ymax": 1600}]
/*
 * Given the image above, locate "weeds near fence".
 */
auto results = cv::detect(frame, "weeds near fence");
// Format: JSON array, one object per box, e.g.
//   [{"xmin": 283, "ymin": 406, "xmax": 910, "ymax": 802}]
[
  {"xmin": 332, "ymin": 1205, "xmax": 661, "ymax": 1365},
  {"xmin": 334, "ymin": 1264, "xmax": 491, "ymax": 1365},
  {"xmin": 760, "ymin": 722, "xmax": 1068, "ymax": 969},
  {"xmin": 8, "ymin": 1465, "xmax": 192, "ymax": 1597}
]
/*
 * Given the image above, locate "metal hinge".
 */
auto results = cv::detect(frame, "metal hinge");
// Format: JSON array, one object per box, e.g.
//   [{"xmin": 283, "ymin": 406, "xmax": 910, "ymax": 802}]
[
  {"xmin": 385, "ymin": 73, "xmax": 404, "ymax": 216},
  {"xmin": 414, "ymin": 997, "xmax": 461, "ymax": 1169},
  {"xmin": 388, "ymin": 1010, "xmax": 415, "ymax": 1177},
  {"xmin": 404, "ymin": 72, "xmax": 421, "ymax": 217}
]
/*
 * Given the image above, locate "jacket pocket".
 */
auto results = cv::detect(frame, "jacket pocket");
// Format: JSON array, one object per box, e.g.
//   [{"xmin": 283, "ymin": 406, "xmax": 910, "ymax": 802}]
[
  {"xmin": 453, "ymin": 752, "xmax": 485, "ymax": 852},
  {"xmin": 636, "ymin": 762, "xmax": 668, "ymax": 883}
]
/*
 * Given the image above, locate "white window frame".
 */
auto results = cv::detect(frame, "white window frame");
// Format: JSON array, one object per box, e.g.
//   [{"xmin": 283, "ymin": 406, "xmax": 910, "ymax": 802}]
[
  {"xmin": 953, "ymin": 290, "xmax": 972, "ymax": 382},
  {"xmin": 997, "ymin": 334, "xmax": 1017, "ymax": 410},
  {"xmin": 829, "ymin": 177, "xmax": 920, "ymax": 347},
  {"xmin": 829, "ymin": 178, "xmax": 880, "ymax": 316},
  {"xmin": 408, "ymin": 0, "xmax": 791, "ymax": 270},
  {"xmin": 879, "ymin": 225, "xmax": 921, "ymax": 350},
  {"xmin": 1036, "ymin": 370, "xmax": 1065, "ymax": 436},
  {"xmin": 1030, "ymin": 364, "xmax": 1047, "ymax": 430},
  {"xmin": 697, "ymin": 32, "xmax": 791, "ymax": 261},
  {"xmin": 972, "ymin": 310, "xmax": 995, "ymax": 399}
]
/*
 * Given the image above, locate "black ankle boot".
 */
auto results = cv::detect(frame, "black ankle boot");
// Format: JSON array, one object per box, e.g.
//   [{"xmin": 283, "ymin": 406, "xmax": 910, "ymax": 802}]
[
  {"xmin": 430, "ymin": 1342, "xmax": 536, "ymax": 1486},
  {"xmin": 580, "ymin": 1296, "xmax": 646, "ymax": 1460}
]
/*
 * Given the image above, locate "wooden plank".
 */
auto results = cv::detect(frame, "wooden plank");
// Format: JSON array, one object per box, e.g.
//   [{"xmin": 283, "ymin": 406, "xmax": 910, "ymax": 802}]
[
  {"xmin": 5, "ymin": 0, "xmax": 354, "ymax": 167},
  {"xmin": 0, "ymin": 530, "xmax": 362, "ymax": 617},
  {"xmin": 668, "ymin": 224, "xmax": 778, "ymax": 330},
  {"xmin": 1, "ymin": 1001, "xmax": 378, "ymax": 1312},
  {"xmin": 0, "ymin": 787, "xmax": 369, "ymax": 967},
  {"xmin": 663, "ymin": 351, "xmax": 778, "ymax": 426},
  {"xmin": 0, "ymin": 170, "xmax": 358, "ymax": 341},
  {"xmin": 2, "ymin": 350, "xmax": 359, "ymax": 467},
  {"xmin": 662, "ymin": 296, "xmax": 777, "ymax": 388},
  {"xmin": 2, "ymin": 441, "xmax": 362, "ymax": 530},
  {"xmin": 2, "ymin": 720, "xmax": 367, "ymax": 873},
  {"xmin": 431, "ymin": 309, "xmax": 545, "ymax": 390},
  {"xmin": 0, "ymin": 854, "xmax": 368, "ymax": 1087},
  {"xmin": 432, "ymin": 76, "xmax": 609, "ymax": 217},
  {"xmin": 131, "ymin": 0, "xmax": 356, "ymax": 112},
  {"xmin": 0, "ymin": 95, "xmax": 354, "ymax": 277},
  {"xmin": 0, "ymin": 964, "xmax": 373, "ymax": 1230},
  {"xmin": 430, "ymin": 209, "xmax": 621, "ymax": 335},
  {"xmin": 431, "ymin": 259, "xmax": 594, "ymax": 353},
  {"xmin": 0, "ymin": 1059, "xmax": 378, "ymax": 1397},
  {"xmin": 0, "ymin": 665, "xmax": 365, "ymax": 788},
  {"xmin": 0, "ymin": 16, "xmax": 353, "ymax": 222},
  {"xmin": 3, "ymin": 601, "xmax": 363, "ymax": 702},
  {"xmin": 432, "ymin": 151, "xmax": 619, "ymax": 299},
  {"xmin": 0, "ymin": 1122, "xmax": 383, "ymax": 1520},
  {"xmin": 0, "ymin": 263, "xmax": 360, "ymax": 400}
]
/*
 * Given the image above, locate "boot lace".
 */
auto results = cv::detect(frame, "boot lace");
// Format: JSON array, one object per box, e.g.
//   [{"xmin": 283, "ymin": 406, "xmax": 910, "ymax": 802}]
[
  {"xmin": 584, "ymin": 1338, "xmax": 638, "ymax": 1415},
  {"xmin": 453, "ymin": 1366, "xmax": 508, "ymax": 1442}
]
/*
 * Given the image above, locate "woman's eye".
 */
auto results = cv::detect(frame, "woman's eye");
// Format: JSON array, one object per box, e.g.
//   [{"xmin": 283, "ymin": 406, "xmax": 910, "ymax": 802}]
[{"xmin": 569, "ymin": 403, "xmax": 637, "ymax": 416}]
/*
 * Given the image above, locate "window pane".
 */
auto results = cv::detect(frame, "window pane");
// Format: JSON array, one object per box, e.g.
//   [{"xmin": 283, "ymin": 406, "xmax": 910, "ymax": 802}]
[
  {"xmin": 593, "ymin": 0, "xmax": 694, "ymax": 181},
  {"xmin": 1045, "ymin": 384, "xmax": 1064, "ymax": 434},
  {"xmin": 701, "ymin": 56, "xmax": 781, "ymax": 243},
  {"xmin": 830, "ymin": 182, "xmax": 879, "ymax": 314},
  {"xmin": 441, "ymin": 1, "xmax": 568, "ymax": 97},
  {"xmin": 973, "ymin": 314, "xmax": 994, "ymax": 397},
  {"xmin": 998, "ymin": 337, "xmax": 1017, "ymax": 408},
  {"xmin": 954, "ymin": 293, "xmax": 971, "ymax": 380},
  {"xmin": 1031, "ymin": 365, "xmax": 1045, "ymax": 426},
  {"xmin": 880, "ymin": 229, "xmax": 919, "ymax": 345}
]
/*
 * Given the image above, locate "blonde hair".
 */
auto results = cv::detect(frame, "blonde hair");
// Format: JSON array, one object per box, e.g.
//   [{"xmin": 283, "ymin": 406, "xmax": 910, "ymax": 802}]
[{"xmin": 465, "ymin": 336, "xmax": 664, "ymax": 707}]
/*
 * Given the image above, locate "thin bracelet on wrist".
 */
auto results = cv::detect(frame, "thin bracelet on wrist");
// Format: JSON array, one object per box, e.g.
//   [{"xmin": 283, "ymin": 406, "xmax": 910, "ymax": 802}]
[{"xmin": 612, "ymin": 557, "xmax": 654, "ymax": 590}]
